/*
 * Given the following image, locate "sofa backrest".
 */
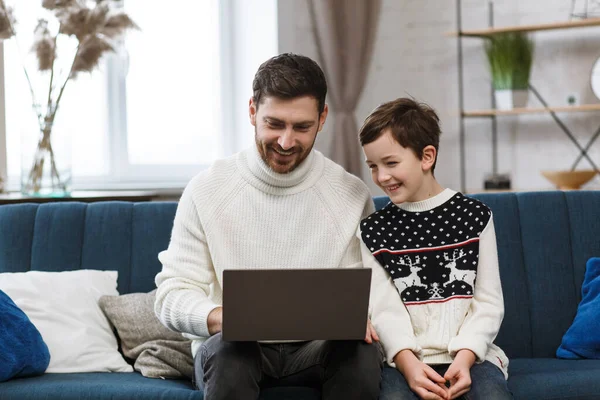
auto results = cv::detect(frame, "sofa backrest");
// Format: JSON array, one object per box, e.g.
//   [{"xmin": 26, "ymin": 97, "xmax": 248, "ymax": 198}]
[
  {"xmin": 2, "ymin": 190, "xmax": 599, "ymax": 359},
  {"xmin": 375, "ymin": 191, "xmax": 600, "ymax": 359},
  {"xmin": 0, "ymin": 201, "xmax": 177, "ymax": 295}
]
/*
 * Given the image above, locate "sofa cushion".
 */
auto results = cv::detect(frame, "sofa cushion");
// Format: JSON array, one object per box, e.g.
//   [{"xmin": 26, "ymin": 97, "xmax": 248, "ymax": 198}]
[
  {"xmin": 0, "ymin": 270, "xmax": 132, "ymax": 373},
  {"xmin": 0, "ymin": 289, "xmax": 50, "ymax": 382},
  {"xmin": 557, "ymin": 257, "xmax": 600, "ymax": 359},
  {"xmin": 508, "ymin": 358, "xmax": 600, "ymax": 400},
  {"xmin": 99, "ymin": 290, "xmax": 194, "ymax": 379},
  {"xmin": 0, "ymin": 202, "xmax": 178, "ymax": 295},
  {"xmin": 0, "ymin": 372, "xmax": 321, "ymax": 400}
]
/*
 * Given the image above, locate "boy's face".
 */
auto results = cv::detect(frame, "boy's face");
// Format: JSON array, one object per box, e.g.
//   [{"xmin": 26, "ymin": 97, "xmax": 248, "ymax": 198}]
[
  {"xmin": 250, "ymin": 95, "xmax": 328, "ymax": 174},
  {"xmin": 363, "ymin": 129, "xmax": 433, "ymax": 204}
]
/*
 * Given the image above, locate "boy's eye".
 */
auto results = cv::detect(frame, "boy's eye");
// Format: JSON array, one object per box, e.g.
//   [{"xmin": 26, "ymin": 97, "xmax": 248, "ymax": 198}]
[
  {"xmin": 368, "ymin": 165, "xmax": 377, "ymax": 170},
  {"xmin": 386, "ymin": 162, "xmax": 398, "ymax": 167}
]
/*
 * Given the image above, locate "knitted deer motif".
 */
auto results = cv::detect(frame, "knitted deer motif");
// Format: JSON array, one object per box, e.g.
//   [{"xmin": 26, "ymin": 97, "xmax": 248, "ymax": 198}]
[
  {"xmin": 395, "ymin": 255, "xmax": 427, "ymax": 289},
  {"xmin": 443, "ymin": 249, "xmax": 476, "ymax": 289}
]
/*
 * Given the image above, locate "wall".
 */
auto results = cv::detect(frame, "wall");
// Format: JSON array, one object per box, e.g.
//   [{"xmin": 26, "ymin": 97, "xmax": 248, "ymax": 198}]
[
  {"xmin": 278, "ymin": 0, "xmax": 600, "ymax": 195},
  {"xmin": 227, "ymin": 0, "xmax": 279, "ymax": 154},
  {"xmin": 0, "ymin": 42, "xmax": 6, "ymax": 190}
]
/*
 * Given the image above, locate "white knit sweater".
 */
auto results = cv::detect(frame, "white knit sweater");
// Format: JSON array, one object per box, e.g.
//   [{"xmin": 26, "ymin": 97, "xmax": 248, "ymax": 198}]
[{"xmin": 154, "ymin": 145, "xmax": 373, "ymax": 356}]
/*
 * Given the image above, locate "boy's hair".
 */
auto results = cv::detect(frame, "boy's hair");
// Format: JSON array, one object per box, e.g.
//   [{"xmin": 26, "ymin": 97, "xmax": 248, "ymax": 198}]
[
  {"xmin": 252, "ymin": 53, "xmax": 328, "ymax": 114},
  {"xmin": 359, "ymin": 98, "xmax": 441, "ymax": 173}
]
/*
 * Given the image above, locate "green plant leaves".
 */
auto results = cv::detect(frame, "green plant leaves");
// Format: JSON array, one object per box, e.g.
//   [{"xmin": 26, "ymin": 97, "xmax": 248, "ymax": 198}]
[{"xmin": 485, "ymin": 33, "xmax": 534, "ymax": 90}]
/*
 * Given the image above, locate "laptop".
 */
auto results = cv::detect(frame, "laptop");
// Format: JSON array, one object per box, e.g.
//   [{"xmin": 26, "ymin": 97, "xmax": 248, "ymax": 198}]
[{"xmin": 222, "ymin": 268, "xmax": 371, "ymax": 341}]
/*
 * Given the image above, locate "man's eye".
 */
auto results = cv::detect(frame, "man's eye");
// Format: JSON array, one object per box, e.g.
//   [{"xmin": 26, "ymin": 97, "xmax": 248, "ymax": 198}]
[
  {"xmin": 268, "ymin": 123, "xmax": 284, "ymax": 129},
  {"xmin": 296, "ymin": 126, "xmax": 311, "ymax": 132}
]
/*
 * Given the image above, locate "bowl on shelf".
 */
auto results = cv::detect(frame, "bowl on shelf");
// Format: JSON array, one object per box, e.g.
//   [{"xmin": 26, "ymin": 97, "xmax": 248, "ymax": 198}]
[{"xmin": 541, "ymin": 169, "xmax": 598, "ymax": 190}]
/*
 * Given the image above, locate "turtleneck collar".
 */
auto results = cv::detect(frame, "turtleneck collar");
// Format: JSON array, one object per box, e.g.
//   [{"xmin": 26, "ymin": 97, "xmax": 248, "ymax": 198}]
[
  {"xmin": 237, "ymin": 144, "xmax": 325, "ymax": 195},
  {"xmin": 394, "ymin": 188, "xmax": 457, "ymax": 212}
]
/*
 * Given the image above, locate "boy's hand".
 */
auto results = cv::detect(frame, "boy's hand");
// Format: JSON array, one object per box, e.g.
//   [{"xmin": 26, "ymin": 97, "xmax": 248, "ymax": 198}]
[
  {"xmin": 444, "ymin": 349, "xmax": 476, "ymax": 399},
  {"xmin": 394, "ymin": 349, "xmax": 449, "ymax": 400},
  {"xmin": 365, "ymin": 319, "xmax": 380, "ymax": 343}
]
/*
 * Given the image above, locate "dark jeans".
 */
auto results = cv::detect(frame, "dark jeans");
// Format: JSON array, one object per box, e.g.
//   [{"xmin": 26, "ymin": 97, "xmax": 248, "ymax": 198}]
[
  {"xmin": 195, "ymin": 333, "xmax": 383, "ymax": 400},
  {"xmin": 380, "ymin": 361, "xmax": 513, "ymax": 400}
]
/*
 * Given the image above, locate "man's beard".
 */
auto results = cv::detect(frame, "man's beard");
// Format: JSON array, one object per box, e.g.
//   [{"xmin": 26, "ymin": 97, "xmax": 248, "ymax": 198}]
[{"xmin": 254, "ymin": 130, "xmax": 316, "ymax": 174}]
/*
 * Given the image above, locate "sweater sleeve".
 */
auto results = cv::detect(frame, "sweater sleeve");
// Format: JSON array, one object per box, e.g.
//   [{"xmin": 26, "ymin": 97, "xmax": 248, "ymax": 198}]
[
  {"xmin": 447, "ymin": 216, "xmax": 505, "ymax": 361},
  {"xmin": 154, "ymin": 183, "xmax": 220, "ymax": 338},
  {"xmin": 361, "ymin": 234, "xmax": 423, "ymax": 365}
]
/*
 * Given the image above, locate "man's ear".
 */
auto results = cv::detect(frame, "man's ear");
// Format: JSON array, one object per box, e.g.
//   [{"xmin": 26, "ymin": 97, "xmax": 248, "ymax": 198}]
[
  {"xmin": 421, "ymin": 145, "xmax": 437, "ymax": 172},
  {"xmin": 318, "ymin": 104, "xmax": 329, "ymax": 132},
  {"xmin": 249, "ymin": 97, "xmax": 257, "ymax": 126}
]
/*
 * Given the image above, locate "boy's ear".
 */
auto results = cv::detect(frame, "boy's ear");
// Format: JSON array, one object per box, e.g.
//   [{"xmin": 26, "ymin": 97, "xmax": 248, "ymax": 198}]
[{"xmin": 421, "ymin": 145, "xmax": 437, "ymax": 172}]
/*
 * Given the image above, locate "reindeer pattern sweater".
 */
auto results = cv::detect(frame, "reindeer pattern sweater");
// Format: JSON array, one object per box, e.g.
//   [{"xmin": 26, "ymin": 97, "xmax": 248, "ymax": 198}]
[{"xmin": 361, "ymin": 189, "xmax": 508, "ymax": 378}]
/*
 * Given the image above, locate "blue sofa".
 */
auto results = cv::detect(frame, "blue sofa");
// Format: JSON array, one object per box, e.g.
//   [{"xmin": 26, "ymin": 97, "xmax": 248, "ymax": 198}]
[{"xmin": 1, "ymin": 190, "xmax": 599, "ymax": 399}]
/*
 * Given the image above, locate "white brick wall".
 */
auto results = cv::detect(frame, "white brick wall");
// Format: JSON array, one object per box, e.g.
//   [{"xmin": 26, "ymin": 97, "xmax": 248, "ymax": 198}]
[{"xmin": 278, "ymin": 0, "xmax": 600, "ymax": 194}]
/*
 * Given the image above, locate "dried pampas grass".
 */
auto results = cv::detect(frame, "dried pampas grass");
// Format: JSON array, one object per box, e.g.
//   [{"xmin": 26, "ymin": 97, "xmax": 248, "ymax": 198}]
[
  {"xmin": 71, "ymin": 35, "xmax": 113, "ymax": 75},
  {"xmin": 0, "ymin": 0, "xmax": 16, "ymax": 40},
  {"xmin": 101, "ymin": 12, "xmax": 137, "ymax": 38},
  {"xmin": 58, "ymin": 4, "xmax": 90, "ymax": 40},
  {"xmin": 57, "ymin": 2, "xmax": 138, "ymax": 69},
  {"xmin": 41, "ymin": 0, "xmax": 77, "ymax": 11},
  {"xmin": 32, "ymin": 19, "xmax": 56, "ymax": 71}
]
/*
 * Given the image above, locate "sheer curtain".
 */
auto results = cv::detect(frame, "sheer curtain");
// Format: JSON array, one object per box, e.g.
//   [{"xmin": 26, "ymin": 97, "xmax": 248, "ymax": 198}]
[{"xmin": 307, "ymin": 0, "xmax": 382, "ymax": 178}]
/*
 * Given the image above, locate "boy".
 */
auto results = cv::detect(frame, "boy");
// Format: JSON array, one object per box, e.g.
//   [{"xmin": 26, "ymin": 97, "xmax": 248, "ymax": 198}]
[{"xmin": 359, "ymin": 98, "xmax": 512, "ymax": 400}]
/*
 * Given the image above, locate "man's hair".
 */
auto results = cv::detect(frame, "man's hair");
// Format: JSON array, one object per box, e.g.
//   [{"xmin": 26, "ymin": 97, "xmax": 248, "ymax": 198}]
[
  {"xmin": 252, "ymin": 53, "xmax": 327, "ymax": 114},
  {"xmin": 359, "ymin": 97, "xmax": 441, "ymax": 172}
]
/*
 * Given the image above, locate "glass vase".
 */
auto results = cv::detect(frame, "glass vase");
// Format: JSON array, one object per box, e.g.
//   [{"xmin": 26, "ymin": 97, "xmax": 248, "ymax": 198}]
[{"xmin": 20, "ymin": 120, "xmax": 72, "ymax": 197}]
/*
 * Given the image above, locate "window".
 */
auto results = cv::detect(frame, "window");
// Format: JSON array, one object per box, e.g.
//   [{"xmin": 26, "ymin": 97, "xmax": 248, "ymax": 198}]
[
  {"xmin": 117, "ymin": 0, "xmax": 222, "ymax": 177},
  {"xmin": 1, "ymin": 0, "xmax": 278, "ymax": 190}
]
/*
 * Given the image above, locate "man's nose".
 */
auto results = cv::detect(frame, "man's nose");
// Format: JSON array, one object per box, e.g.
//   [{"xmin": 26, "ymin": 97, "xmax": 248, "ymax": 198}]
[{"xmin": 278, "ymin": 129, "xmax": 295, "ymax": 150}]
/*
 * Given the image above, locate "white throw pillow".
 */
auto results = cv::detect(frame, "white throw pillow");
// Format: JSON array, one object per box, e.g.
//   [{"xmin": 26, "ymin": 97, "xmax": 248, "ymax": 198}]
[{"xmin": 0, "ymin": 270, "xmax": 133, "ymax": 373}]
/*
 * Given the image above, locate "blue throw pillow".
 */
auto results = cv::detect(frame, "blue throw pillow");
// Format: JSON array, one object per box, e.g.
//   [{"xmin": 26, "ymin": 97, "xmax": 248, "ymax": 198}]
[
  {"xmin": 0, "ymin": 289, "xmax": 50, "ymax": 382},
  {"xmin": 557, "ymin": 257, "xmax": 600, "ymax": 359}
]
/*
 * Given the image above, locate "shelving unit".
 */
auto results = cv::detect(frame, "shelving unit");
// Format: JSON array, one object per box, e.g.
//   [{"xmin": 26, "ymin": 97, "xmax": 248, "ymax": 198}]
[
  {"xmin": 463, "ymin": 103, "xmax": 600, "ymax": 117},
  {"xmin": 450, "ymin": 17, "xmax": 600, "ymax": 37},
  {"xmin": 454, "ymin": 1, "xmax": 600, "ymax": 192}
]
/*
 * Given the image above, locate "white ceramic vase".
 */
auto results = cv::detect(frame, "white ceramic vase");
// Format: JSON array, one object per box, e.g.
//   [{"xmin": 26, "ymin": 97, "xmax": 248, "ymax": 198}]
[{"xmin": 494, "ymin": 89, "xmax": 529, "ymax": 110}]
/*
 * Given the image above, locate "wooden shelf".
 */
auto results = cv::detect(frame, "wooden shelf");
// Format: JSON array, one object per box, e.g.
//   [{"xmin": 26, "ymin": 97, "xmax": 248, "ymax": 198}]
[
  {"xmin": 466, "ymin": 188, "xmax": 533, "ymax": 194},
  {"xmin": 448, "ymin": 17, "xmax": 600, "ymax": 37},
  {"xmin": 462, "ymin": 103, "xmax": 600, "ymax": 117},
  {"xmin": 466, "ymin": 187, "xmax": 599, "ymax": 194},
  {"xmin": 0, "ymin": 190, "xmax": 160, "ymax": 205}
]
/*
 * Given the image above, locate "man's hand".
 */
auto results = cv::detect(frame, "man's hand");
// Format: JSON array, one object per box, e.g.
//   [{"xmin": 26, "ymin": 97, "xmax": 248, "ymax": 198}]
[
  {"xmin": 394, "ymin": 349, "xmax": 449, "ymax": 400},
  {"xmin": 207, "ymin": 307, "xmax": 223, "ymax": 335},
  {"xmin": 444, "ymin": 349, "xmax": 476, "ymax": 399},
  {"xmin": 365, "ymin": 319, "xmax": 380, "ymax": 344}
]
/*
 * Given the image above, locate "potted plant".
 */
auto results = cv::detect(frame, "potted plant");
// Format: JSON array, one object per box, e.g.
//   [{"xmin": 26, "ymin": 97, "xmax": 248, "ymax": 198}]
[{"xmin": 485, "ymin": 32, "xmax": 535, "ymax": 110}]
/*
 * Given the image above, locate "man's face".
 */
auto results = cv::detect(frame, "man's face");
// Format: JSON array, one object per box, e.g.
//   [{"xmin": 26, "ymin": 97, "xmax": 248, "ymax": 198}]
[{"xmin": 250, "ymin": 96, "xmax": 328, "ymax": 174}]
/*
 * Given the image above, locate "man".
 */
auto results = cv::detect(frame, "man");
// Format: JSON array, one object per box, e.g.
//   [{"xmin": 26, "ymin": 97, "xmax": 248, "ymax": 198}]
[{"xmin": 154, "ymin": 53, "xmax": 382, "ymax": 400}]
